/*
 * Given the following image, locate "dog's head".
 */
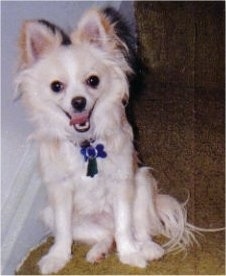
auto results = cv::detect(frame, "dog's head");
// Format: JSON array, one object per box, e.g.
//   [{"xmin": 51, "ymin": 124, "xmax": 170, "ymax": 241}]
[{"xmin": 15, "ymin": 8, "xmax": 134, "ymax": 140}]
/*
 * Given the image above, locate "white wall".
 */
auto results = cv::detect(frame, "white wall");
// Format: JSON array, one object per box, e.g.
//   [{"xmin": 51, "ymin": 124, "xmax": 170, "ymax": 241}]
[{"xmin": 1, "ymin": 1, "xmax": 135, "ymax": 275}]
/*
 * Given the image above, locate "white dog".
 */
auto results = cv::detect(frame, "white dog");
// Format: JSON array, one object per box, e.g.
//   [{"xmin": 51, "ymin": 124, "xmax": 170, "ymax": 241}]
[{"xmin": 15, "ymin": 7, "xmax": 200, "ymax": 274}]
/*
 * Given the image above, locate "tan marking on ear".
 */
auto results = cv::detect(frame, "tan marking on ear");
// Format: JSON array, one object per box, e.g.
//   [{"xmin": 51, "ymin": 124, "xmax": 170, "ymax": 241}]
[
  {"xmin": 99, "ymin": 11, "xmax": 113, "ymax": 34},
  {"xmin": 18, "ymin": 21, "xmax": 30, "ymax": 67}
]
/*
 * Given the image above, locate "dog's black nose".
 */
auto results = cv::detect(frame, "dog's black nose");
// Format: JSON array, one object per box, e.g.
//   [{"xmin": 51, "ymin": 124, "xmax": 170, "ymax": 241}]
[{"xmin": 71, "ymin": 97, "xmax": 86, "ymax": 112}]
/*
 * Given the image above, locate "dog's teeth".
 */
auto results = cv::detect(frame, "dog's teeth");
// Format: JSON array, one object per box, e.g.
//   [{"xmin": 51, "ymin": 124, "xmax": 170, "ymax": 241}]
[{"xmin": 74, "ymin": 121, "xmax": 90, "ymax": 132}]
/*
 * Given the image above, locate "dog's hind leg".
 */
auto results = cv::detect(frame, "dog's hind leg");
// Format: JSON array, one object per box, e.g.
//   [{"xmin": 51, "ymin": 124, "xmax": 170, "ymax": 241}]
[
  {"xmin": 72, "ymin": 214, "xmax": 114, "ymax": 263},
  {"xmin": 133, "ymin": 167, "xmax": 165, "ymax": 261}
]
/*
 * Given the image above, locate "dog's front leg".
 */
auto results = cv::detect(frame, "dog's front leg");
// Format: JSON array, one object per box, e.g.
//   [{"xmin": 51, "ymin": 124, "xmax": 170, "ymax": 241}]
[
  {"xmin": 113, "ymin": 179, "xmax": 147, "ymax": 268},
  {"xmin": 38, "ymin": 143, "xmax": 73, "ymax": 274},
  {"xmin": 38, "ymin": 182, "xmax": 73, "ymax": 274}
]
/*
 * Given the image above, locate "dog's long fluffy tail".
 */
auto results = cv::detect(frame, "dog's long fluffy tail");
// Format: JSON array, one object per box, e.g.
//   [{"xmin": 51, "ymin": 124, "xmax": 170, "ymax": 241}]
[
  {"xmin": 155, "ymin": 194, "xmax": 199, "ymax": 252},
  {"xmin": 155, "ymin": 194, "xmax": 225, "ymax": 253}
]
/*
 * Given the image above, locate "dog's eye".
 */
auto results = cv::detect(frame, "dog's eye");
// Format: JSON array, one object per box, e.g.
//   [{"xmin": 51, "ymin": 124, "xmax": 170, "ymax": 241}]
[
  {"xmin": 86, "ymin": 75, "xmax": 100, "ymax": 89},
  {"xmin": 50, "ymin": 81, "xmax": 64, "ymax": 93}
]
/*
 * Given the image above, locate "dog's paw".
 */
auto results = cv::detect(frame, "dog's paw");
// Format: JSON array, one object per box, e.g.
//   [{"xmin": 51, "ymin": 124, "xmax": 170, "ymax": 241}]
[
  {"xmin": 119, "ymin": 252, "xmax": 147, "ymax": 268},
  {"xmin": 38, "ymin": 252, "xmax": 70, "ymax": 274},
  {"xmin": 118, "ymin": 241, "xmax": 164, "ymax": 268},
  {"xmin": 86, "ymin": 242, "xmax": 111, "ymax": 263},
  {"xmin": 86, "ymin": 248, "xmax": 106, "ymax": 263},
  {"xmin": 140, "ymin": 241, "xmax": 164, "ymax": 261}
]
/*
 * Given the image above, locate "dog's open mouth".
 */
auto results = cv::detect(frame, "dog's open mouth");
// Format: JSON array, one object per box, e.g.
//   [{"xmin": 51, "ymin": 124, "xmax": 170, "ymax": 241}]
[
  {"xmin": 62, "ymin": 102, "xmax": 96, "ymax": 133},
  {"xmin": 63, "ymin": 109, "xmax": 91, "ymax": 133},
  {"xmin": 69, "ymin": 111, "xmax": 90, "ymax": 132}
]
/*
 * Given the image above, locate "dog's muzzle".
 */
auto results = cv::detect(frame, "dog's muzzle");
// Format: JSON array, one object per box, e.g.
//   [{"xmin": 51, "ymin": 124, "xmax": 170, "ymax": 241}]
[
  {"xmin": 70, "ymin": 96, "xmax": 90, "ymax": 132},
  {"xmin": 63, "ymin": 102, "xmax": 96, "ymax": 133},
  {"xmin": 61, "ymin": 96, "xmax": 96, "ymax": 133}
]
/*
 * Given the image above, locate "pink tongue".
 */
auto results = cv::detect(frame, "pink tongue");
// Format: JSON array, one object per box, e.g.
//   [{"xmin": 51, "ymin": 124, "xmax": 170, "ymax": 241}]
[{"xmin": 69, "ymin": 111, "xmax": 89, "ymax": 126}]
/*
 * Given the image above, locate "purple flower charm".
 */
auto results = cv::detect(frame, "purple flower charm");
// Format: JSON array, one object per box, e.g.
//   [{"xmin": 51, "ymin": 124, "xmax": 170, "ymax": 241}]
[
  {"xmin": 80, "ymin": 143, "xmax": 107, "ymax": 177},
  {"xmin": 81, "ymin": 143, "xmax": 107, "ymax": 161}
]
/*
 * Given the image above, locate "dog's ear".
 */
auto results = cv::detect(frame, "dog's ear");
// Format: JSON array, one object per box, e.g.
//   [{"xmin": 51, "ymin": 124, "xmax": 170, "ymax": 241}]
[
  {"xmin": 71, "ymin": 9, "xmax": 123, "ymax": 52},
  {"xmin": 18, "ymin": 20, "xmax": 68, "ymax": 68}
]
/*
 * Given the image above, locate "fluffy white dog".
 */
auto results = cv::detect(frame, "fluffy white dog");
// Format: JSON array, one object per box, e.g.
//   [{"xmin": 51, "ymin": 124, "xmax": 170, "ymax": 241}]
[{"xmin": 15, "ymin": 7, "xmax": 200, "ymax": 274}]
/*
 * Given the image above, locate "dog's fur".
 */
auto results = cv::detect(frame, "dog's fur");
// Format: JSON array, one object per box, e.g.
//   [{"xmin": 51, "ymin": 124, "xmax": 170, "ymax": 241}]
[{"xmin": 15, "ymin": 7, "xmax": 197, "ymax": 274}]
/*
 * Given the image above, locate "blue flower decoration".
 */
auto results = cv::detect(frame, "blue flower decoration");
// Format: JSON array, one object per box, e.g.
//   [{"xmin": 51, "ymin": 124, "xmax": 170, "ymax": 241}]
[
  {"xmin": 81, "ymin": 143, "xmax": 107, "ymax": 162},
  {"xmin": 80, "ymin": 143, "xmax": 107, "ymax": 178}
]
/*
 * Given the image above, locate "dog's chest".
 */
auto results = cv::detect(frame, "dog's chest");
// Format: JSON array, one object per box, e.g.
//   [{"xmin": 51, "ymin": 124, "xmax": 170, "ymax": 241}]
[
  {"xmin": 71, "ymin": 141, "xmax": 114, "ymax": 214},
  {"xmin": 73, "ymin": 173, "xmax": 111, "ymax": 214}
]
